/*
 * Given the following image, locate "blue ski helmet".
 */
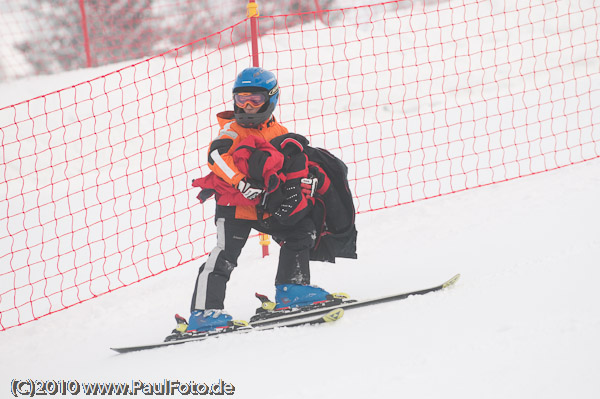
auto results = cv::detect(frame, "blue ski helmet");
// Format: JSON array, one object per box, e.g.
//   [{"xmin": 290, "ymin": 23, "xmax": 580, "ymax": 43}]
[{"xmin": 232, "ymin": 67, "xmax": 280, "ymax": 128}]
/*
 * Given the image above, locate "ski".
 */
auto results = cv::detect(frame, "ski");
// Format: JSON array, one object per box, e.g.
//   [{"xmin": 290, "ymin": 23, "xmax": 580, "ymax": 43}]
[
  {"xmin": 110, "ymin": 307, "xmax": 344, "ymax": 354},
  {"xmin": 111, "ymin": 273, "xmax": 459, "ymax": 354},
  {"xmin": 250, "ymin": 273, "xmax": 460, "ymax": 327}
]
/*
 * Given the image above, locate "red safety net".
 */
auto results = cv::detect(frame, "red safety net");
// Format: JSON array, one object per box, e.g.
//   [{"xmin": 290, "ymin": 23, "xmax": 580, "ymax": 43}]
[
  {"xmin": 1, "ymin": 0, "xmax": 599, "ymax": 330},
  {"xmin": 0, "ymin": 0, "xmax": 330, "ymax": 81}
]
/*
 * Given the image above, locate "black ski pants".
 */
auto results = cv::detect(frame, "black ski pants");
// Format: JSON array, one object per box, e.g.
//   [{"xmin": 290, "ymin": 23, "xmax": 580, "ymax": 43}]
[{"xmin": 191, "ymin": 207, "xmax": 317, "ymax": 311}]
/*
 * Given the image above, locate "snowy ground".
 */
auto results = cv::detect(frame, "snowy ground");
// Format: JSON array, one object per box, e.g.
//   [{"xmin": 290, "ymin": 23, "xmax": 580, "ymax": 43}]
[
  {"xmin": 1, "ymin": 156, "xmax": 599, "ymax": 399},
  {"xmin": 1, "ymin": 0, "xmax": 599, "ymax": 397}
]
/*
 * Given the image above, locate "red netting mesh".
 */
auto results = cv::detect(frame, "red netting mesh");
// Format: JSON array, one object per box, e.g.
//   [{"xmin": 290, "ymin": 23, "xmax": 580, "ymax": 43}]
[
  {"xmin": 0, "ymin": 0, "xmax": 330, "ymax": 81},
  {"xmin": 1, "ymin": 0, "xmax": 599, "ymax": 330}
]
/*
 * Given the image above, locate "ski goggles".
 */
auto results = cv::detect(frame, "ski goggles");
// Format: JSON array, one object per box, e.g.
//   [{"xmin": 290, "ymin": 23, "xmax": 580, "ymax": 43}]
[{"xmin": 234, "ymin": 92, "xmax": 266, "ymax": 108}]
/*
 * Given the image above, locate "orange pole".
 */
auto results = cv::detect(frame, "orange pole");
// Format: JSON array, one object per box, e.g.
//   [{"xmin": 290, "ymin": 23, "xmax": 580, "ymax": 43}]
[
  {"xmin": 248, "ymin": 0, "xmax": 260, "ymax": 67},
  {"xmin": 259, "ymin": 233, "xmax": 270, "ymax": 258},
  {"xmin": 248, "ymin": 1, "xmax": 268, "ymax": 256}
]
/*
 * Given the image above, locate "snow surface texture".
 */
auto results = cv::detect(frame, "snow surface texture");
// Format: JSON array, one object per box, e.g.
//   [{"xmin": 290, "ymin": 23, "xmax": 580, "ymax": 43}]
[
  {"xmin": 1, "ymin": 0, "xmax": 599, "ymax": 397},
  {"xmin": 1, "ymin": 158, "xmax": 599, "ymax": 398}
]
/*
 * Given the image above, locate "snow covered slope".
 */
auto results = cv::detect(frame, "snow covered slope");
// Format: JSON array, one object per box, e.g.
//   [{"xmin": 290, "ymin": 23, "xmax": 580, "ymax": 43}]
[
  {"xmin": 1, "ymin": 157, "xmax": 599, "ymax": 399},
  {"xmin": 1, "ymin": 0, "xmax": 599, "ymax": 397}
]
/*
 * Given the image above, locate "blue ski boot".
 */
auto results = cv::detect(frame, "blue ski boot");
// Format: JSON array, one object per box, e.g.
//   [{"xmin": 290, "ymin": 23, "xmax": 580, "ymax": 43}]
[
  {"xmin": 186, "ymin": 309, "xmax": 232, "ymax": 332},
  {"xmin": 275, "ymin": 284, "xmax": 330, "ymax": 310}
]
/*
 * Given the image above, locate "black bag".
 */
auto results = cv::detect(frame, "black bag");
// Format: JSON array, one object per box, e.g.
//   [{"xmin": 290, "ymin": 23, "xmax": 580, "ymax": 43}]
[
  {"xmin": 305, "ymin": 146, "xmax": 357, "ymax": 262},
  {"xmin": 271, "ymin": 133, "xmax": 358, "ymax": 263}
]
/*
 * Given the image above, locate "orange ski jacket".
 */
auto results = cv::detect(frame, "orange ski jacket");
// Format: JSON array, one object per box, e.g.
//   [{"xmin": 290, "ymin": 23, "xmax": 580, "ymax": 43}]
[{"xmin": 206, "ymin": 110, "xmax": 288, "ymax": 220}]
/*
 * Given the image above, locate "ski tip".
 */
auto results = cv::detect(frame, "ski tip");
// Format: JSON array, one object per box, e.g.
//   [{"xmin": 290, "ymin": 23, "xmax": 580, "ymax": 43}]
[
  {"xmin": 110, "ymin": 343, "xmax": 169, "ymax": 354},
  {"xmin": 110, "ymin": 346, "xmax": 135, "ymax": 354},
  {"xmin": 442, "ymin": 273, "xmax": 461, "ymax": 288},
  {"xmin": 322, "ymin": 308, "xmax": 344, "ymax": 323}
]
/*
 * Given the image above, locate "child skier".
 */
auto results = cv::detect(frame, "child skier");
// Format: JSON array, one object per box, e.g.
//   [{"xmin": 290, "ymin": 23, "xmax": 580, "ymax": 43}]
[{"xmin": 187, "ymin": 67, "xmax": 356, "ymax": 332}]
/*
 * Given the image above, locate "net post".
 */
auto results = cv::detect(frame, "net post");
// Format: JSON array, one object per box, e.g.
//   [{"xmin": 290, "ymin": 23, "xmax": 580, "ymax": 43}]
[
  {"xmin": 78, "ymin": 0, "xmax": 92, "ymax": 68},
  {"xmin": 259, "ymin": 233, "xmax": 270, "ymax": 258},
  {"xmin": 247, "ymin": 0, "xmax": 260, "ymax": 67},
  {"xmin": 248, "ymin": 0, "xmax": 269, "ymax": 255}
]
